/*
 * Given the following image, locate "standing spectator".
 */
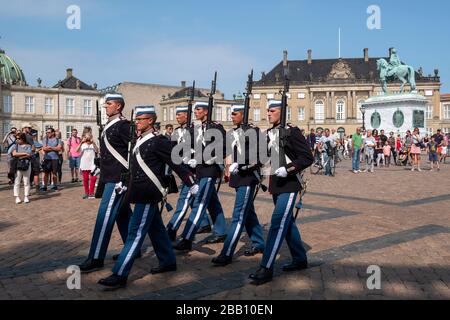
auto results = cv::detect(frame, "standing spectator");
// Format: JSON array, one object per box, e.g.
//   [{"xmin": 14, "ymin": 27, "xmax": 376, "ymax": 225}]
[
  {"xmin": 379, "ymin": 130, "xmax": 388, "ymax": 145},
  {"xmin": 67, "ymin": 128, "xmax": 82, "ymax": 183},
  {"xmin": 77, "ymin": 133, "xmax": 99, "ymax": 199},
  {"xmin": 410, "ymin": 127, "xmax": 423, "ymax": 172},
  {"xmin": 307, "ymin": 129, "xmax": 316, "ymax": 153},
  {"xmin": 372, "ymin": 129, "xmax": 380, "ymax": 165},
  {"xmin": 319, "ymin": 129, "xmax": 335, "ymax": 176},
  {"xmin": 404, "ymin": 130, "xmax": 413, "ymax": 166},
  {"xmin": 41, "ymin": 128, "xmax": 63, "ymax": 191},
  {"xmin": 428, "ymin": 136, "xmax": 439, "ymax": 171},
  {"xmin": 3, "ymin": 127, "xmax": 17, "ymax": 184},
  {"xmin": 441, "ymin": 133, "xmax": 449, "ymax": 163},
  {"xmin": 164, "ymin": 124, "xmax": 174, "ymax": 140},
  {"xmin": 388, "ymin": 132, "xmax": 397, "ymax": 165},
  {"xmin": 12, "ymin": 133, "xmax": 32, "ymax": 204},
  {"xmin": 55, "ymin": 130, "xmax": 64, "ymax": 184},
  {"xmin": 363, "ymin": 131, "xmax": 376, "ymax": 173},
  {"xmin": 375, "ymin": 139, "xmax": 385, "ymax": 167},
  {"xmin": 31, "ymin": 131, "xmax": 43, "ymax": 192},
  {"xmin": 383, "ymin": 141, "xmax": 391, "ymax": 167},
  {"xmin": 433, "ymin": 129, "xmax": 445, "ymax": 164},
  {"xmin": 352, "ymin": 128, "xmax": 363, "ymax": 173}
]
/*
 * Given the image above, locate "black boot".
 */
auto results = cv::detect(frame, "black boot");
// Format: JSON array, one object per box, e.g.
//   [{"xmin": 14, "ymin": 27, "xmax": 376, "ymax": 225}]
[
  {"xmin": 79, "ymin": 258, "xmax": 104, "ymax": 273},
  {"xmin": 244, "ymin": 247, "xmax": 264, "ymax": 257},
  {"xmin": 151, "ymin": 263, "xmax": 177, "ymax": 274},
  {"xmin": 211, "ymin": 255, "xmax": 232, "ymax": 266},
  {"xmin": 197, "ymin": 225, "xmax": 212, "ymax": 234},
  {"xmin": 282, "ymin": 260, "xmax": 308, "ymax": 272},
  {"xmin": 173, "ymin": 239, "xmax": 192, "ymax": 251},
  {"xmin": 205, "ymin": 235, "xmax": 226, "ymax": 244},
  {"xmin": 249, "ymin": 267, "xmax": 273, "ymax": 285},
  {"xmin": 112, "ymin": 250, "xmax": 142, "ymax": 261},
  {"xmin": 98, "ymin": 274, "xmax": 127, "ymax": 290}
]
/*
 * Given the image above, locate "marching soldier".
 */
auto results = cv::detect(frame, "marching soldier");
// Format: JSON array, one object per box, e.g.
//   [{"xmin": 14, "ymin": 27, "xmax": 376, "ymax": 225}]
[
  {"xmin": 249, "ymin": 100, "xmax": 314, "ymax": 285},
  {"xmin": 211, "ymin": 104, "xmax": 265, "ymax": 266},
  {"xmin": 98, "ymin": 106, "xmax": 198, "ymax": 290},
  {"xmin": 173, "ymin": 101, "xmax": 228, "ymax": 251},
  {"xmin": 166, "ymin": 105, "xmax": 212, "ymax": 241},
  {"xmin": 79, "ymin": 93, "xmax": 134, "ymax": 273}
]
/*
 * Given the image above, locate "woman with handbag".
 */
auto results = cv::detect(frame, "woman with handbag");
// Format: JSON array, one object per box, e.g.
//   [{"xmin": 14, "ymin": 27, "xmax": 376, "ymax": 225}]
[
  {"xmin": 410, "ymin": 127, "xmax": 423, "ymax": 172},
  {"xmin": 76, "ymin": 133, "xmax": 99, "ymax": 199},
  {"xmin": 12, "ymin": 133, "xmax": 32, "ymax": 204}
]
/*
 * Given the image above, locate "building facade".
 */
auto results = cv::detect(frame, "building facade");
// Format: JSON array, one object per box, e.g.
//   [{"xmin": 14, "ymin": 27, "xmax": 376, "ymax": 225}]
[
  {"xmin": 440, "ymin": 94, "xmax": 450, "ymax": 134},
  {"xmin": 250, "ymin": 49, "xmax": 442, "ymax": 135},
  {"xmin": 0, "ymin": 48, "xmax": 101, "ymax": 144}
]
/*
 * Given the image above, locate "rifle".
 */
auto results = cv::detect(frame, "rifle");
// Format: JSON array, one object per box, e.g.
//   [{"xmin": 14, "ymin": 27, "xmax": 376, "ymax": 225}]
[
  {"xmin": 94, "ymin": 100, "xmax": 105, "ymax": 198},
  {"xmin": 96, "ymin": 100, "xmax": 104, "ymax": 139},
  {"xmin": 206, "ymin": 72, "xmax": 217, "ymax": 130},
  {"xmin": 278, "ymin": 75, "xmax": 291, "ymax": 168},
  {"xmin": 187, "ymin": 81, "xmax": 195, "ymax": 128},
  {"xmin": 120, "ymin": 109, "xmax": 137, "ymax": 188},
  {"xmin": 242, "ymin": 69, "xmax": 253, "ymax": 130}
]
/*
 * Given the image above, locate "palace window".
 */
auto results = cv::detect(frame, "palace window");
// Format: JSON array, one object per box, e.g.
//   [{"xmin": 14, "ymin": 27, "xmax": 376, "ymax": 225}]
[
  {"xmin": 298, "ymin": 107, "xmax": 305, "ymax": 121},
  {"xmin": 253, "ymin": 94, "xmax": 261, "ymax": 100},
  {"xmin": 66, "ymin": 126, "xmax": 74, "ymax": 139},
  {"xmin": 3, "ymin": 95, "xmax": 12, "ymax": 113},
  {"xmin": 267, "ymin": 93, "xmax": 274, "ymax": 99},
  {"xmin": 2, "ymin": 121, "xmax": 12, "ymax": 137},
  {"xmin": 215, "ymin": 107, "xmax": 222, "ymax": 121},
  {"xmin": 45, "ymin": 98, "xmax": 53, "ymax": 114},
  {"xmin": 426, "ymin": 105, "xmax": 433, "ymax": 120},
  {"xmin": 253, "ymin": 108, "xmax": 260, "ymax": 122},
  {"xmin": 443, "ymin": 104, "xmax": 450, "ymax": 119},
  {"xmin": 169, "ymin": 107, "xmax": 174, "ymax": 121},
  {"xmin": 83, "ymin": 99, "xmax": 92, "ymax": 116},
  {"xmin": 315, "ymin": 100, "xmax": 325, "ymax": 122},
  {"xmin": 336, "ymin": 100, "xmax": 345, "ymax": 121},
  {"xmin": 25, "ymin": 96, "xmax": 35, "ymax": 113},
  {"xmin": 65, "ymin": 98, "xmax": 75, "ymax": 115},
  {"xmin": 163, "ymin": 108, "xmax": 167, "ymax": 122}
]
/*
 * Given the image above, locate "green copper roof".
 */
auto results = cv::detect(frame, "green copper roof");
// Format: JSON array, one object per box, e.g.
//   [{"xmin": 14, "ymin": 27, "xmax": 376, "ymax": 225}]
[{"xmin": 0, "ymin": 48, "xmax": 27, "ymax": 85}]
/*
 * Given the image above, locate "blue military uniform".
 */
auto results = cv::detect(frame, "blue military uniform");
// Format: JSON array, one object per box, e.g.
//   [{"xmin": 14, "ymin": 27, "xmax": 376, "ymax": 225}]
[
  {"xmin": 174, "ymin": 102, "xmax": 228, "ymax": 251},
  {"xmin": 212, "ymin": 104, "xmax": 265, "ymax": 266},
  {"xmin": 99, "ymin": 106, "xmax": 196, "ymax": 289},
  {"xmin": 79, "ymin": 93, "xmax": 133, "ymax": 273},
  {"xmin": 166, "ymin": 106, "xmax": 211, "ymax": 240},
  {"xmin": 250, "ymin": 100, "xmax": 314, "ymax": 285}
]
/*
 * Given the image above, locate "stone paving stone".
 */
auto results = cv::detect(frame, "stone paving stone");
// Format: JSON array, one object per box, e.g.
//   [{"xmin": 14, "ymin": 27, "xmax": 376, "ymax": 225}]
[{"xmin": 0, "ymin": 159, "xmax": 449, "ymax": 299}]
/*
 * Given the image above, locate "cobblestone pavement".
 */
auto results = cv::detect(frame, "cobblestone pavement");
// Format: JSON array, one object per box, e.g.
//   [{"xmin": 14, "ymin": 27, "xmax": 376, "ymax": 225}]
[{"xmin": 0, "ymin": 155, "xmax": 449, "ymax": 300}]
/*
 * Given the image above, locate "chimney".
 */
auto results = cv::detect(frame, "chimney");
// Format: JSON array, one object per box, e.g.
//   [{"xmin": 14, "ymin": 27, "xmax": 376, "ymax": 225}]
[
  {"xmin": 283, "ymin": 50, "xmax": 288, "ymax": 67},
  {"xmin": 307, "ymin": 49, "xmax": 312, "ymax": 65},
  {"xmin": 181, "ymin": 81, "xmax": 186, "ymax": 88},
  {"xmin": 364, "ymin": 48, "xmax": 369, "ymax": 62},
  {"xmin": 66, "ymin": 68, "xmax": 73, "ymax": 78}
]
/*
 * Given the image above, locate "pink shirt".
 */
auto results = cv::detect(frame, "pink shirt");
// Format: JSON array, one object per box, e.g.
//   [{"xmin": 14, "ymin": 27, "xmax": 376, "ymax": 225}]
[
  {"xmin": 383, "ymin": 145, "xmax": 391, "ymax": 156},
  {"xmin": 67, "ymin": 136, "xmax": 82, "ymax": 158}
]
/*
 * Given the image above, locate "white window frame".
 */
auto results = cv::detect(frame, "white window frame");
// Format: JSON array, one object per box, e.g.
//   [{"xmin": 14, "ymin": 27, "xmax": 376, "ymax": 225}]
[
  {"xmin": 315, "ymin": 100, "xmax": 325, "ymax": 123},
  {"xmin": 253, "ymin": 93, "xmax": 261, "ymax": 100},
  {"xmin": 45, "ymin": 97, "xmax": 53, "ymax": 114},
  {"xmin": 336, "ymin": 99, "xmax": 346, "ymax": 121},
  {"xmin": 3, "ymin": 95, "xmax": 12, "ymax": 113},
  {"xmin": 215, "ymin": 107, "xmax": 222, "ymax": 121},
  {"xmin": 25, "ymin": 96, "xmax": 35, "ymax": 113},
  {"xmin": 443, "ymin": 104, "xmax": 450, "ymax": 120},
  {"xmin": 426, "ymin": 128, "xmax": 434, "ymax": 136},
  {"xmin": 297, "ymin": 93, "xmax": 306, "ymax": 99},
  {"xmin": 267, "ymin": 93, "xmax": 274, "ymax": 100},
  {"xmin": 298, "ymin": 107, "xmax": 305, "ymax": 121},
  {"xmin": 83, "ymin": 99, "xmax": 92, "ymax": 116},
  {"xmin": 66, "ymin": 126, "xmax": 74, "ymax": 139},
  {"xmin": 169, "ymin": 107, "xmax": 174, "ymax": 121},
  {"xmin": 3, "ymin": 121, "xmax": 12, "ymax": 137},
  {"xmin": 253, "ymin": 108, "xmax": 260, "ymax": 122},
  {"xmin": 163, "ymin": 108, "xmax": 167, "ymax": 122},
  {"xmin": 66, "ymin": 98, "xmax": 75, "ymax": 115}
]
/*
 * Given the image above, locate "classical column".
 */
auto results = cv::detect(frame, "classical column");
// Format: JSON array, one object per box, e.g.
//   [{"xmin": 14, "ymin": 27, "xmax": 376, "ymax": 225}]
[
  {"xmin": 347, "ymin": 91, "xmax": 352, "ymax": 120},
  {"xmin": 330, "ymin": 92, "xmax": 335, "ymax": 120},
  {"xmin": 325, "ymin": 92, "xmax": 330, "ymax": 120},
  {"xmin": 352, "ymin": 91, "xmax": 357, "ymax": 119}
]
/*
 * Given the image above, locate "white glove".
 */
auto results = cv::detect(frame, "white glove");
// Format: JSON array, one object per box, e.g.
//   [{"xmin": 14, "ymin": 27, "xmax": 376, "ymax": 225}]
[
  {"xmin": 275, "ymin": 167, "xmax": 288, "ymax": 178},
  {"xmin": 229, "ymin": 163, "xmax": 239, "ymax": 175},
  {"xmin": 189, "ymin": 184, "xmax": 199, "ymax": 196},
  {"xmin": 188, "ymin": 159, "xmax": 197, "ymax": 168},
  {"xmin": 114, "ymin": 182, "xmax": 128, "ymax": 195}
]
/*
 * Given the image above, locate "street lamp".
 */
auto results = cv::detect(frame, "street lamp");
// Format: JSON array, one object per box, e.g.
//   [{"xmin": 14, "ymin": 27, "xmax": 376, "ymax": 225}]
[{"xmin": 360, "ymin": 104, "xmax": 366, "ymax": 131}]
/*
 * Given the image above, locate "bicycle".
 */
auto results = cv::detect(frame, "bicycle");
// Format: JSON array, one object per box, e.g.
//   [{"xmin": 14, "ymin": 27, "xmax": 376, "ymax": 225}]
[{"xmin": 310, "ymin": 150, "xmax": 336, "ymax": 176}]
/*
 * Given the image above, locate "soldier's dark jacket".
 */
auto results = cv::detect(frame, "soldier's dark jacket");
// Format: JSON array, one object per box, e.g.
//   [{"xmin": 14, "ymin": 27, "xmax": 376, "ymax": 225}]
[
  {"xmin": 188, "ymin": 121, "xmax": 226, "ymax": 179},
  {"xmin": 129, "ymin": 129, "xmax": 195, "ymax": 204},
  {"xmin": 226, "ymin": 124, "xmax": 262, "ymax": 188},
  {"xmin": 100, "ymin": 114, "xmax": 130, "ymax": 183},
  {"xmin": 267, "ymin": 125, "xmax": 314, "ymax": 195}
]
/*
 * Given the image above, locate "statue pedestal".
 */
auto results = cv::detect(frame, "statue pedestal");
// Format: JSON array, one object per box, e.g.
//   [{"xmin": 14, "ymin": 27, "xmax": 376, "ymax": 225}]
[{"xmin": 362, "ymin": 93, "xmax": 428, "ymax": 136}]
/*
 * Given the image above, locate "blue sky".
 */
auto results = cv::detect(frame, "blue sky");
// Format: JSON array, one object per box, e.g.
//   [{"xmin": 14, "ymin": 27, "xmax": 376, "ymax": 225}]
[{"xmin": 1, "ymin": 0, "xmax": 449, "ymax": 97}]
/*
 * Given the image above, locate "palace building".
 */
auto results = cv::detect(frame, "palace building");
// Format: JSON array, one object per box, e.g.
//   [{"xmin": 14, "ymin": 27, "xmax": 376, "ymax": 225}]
[
  {"xmin": 250, "ymin": 48, "xmax": 442, "ymax": 135},
  {"xmin": 0, "ymin": 47, "xmax": 102, "ymax": 143}
]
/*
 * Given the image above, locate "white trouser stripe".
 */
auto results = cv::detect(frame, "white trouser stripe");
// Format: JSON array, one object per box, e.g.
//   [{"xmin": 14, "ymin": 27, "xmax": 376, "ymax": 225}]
[
  {"xmin": 266, "ymin": 193, "xmax": 295, "ymax": 268},
  {"xmin": 173, "ymin": 191, "xmax": 191, "ymax": 229},
  {"xmin": 226, "ymin": 186, "xmax": 251, "ymax": 257},
  {"xmin": 186, "ymin": 178, "xmax": 212, "ymax": 239},
  {"xmin": 118, "ymin": 204, "xmax": 150, "ymax": 276},
  {"xmin": 94, "ymin": 190, "xmax": 117, "ymax": 259}
]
